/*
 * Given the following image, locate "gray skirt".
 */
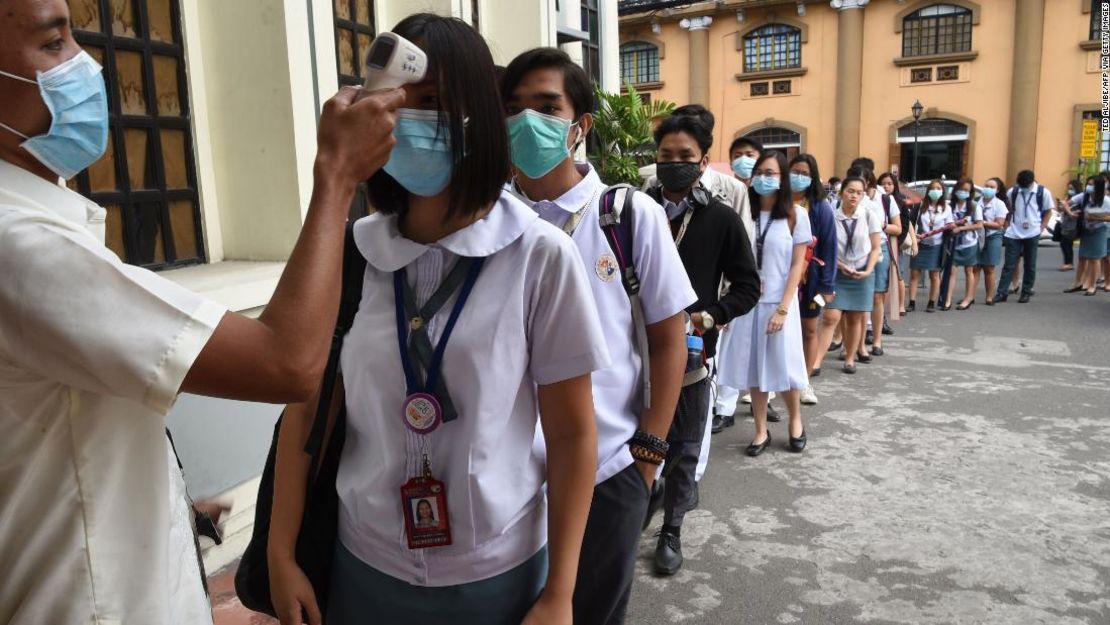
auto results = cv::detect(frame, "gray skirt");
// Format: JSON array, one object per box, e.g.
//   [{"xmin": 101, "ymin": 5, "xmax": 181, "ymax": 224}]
[
  {"xmin": 977, "ymin": 233, "xmax": 1003, "ymax": 267},
  {"xmin": 328, "ymin": 542, "xmax": 548, "ymax": 625},
  {"xmin": 830, "ymin": 271, "xmax": 875, "ymax": 312},
  {"xmin": 911, "ymin": 243, "xmax": 943, "ymax": 271},
  {"xmin": 953, "ymin": 245, "xmax": 978, "ymax": 267},
  {"xmin": 1078, "ymin": 227, "xmax": 1108, "ymax": 259}
]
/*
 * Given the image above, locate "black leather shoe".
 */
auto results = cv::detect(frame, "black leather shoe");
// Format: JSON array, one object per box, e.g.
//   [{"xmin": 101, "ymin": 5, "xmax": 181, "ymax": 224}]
[
  {"xmin": 926, "ymin": 300, "xmax": 936, "ymax": 313},
  {"xmin": 865, "ymin": 329, "xmax": 874, "ymax": 345},
  {"xmin": 828, "ymin": 340, "xmax": 843, "ymax": 352},
  {"xmin": 870, "ymin": 346, "xmax": 885, "ymax": 356},
  {"xmin": 881, "ymin": 321, "xmax": 894, "ymax": 336},
  {"xmin": 711, "ymin": 413, "xmax": 735, "ymax": 434},
  {"xmin": 907, "ymin": 300, "xmax": 916, "ymax": 312},
  {"xmin": 811, "ymin": 368, "xmax": 821, "ymax": 377},
  {"xmin": 765, "ymin": 403, "xmax": 782, "ymax": 422},
  {"xmin": 654, "ymin": 530, "xmax": 683, "ymax": 575},
  {"xmin": 992, "ymin": 294, "xmax": 1007, "ymax": 304},
  {"xmin": 939, "ymin": 302, "xmax": 952, "ymax": 311},
  {"xmin": 788, "ymin": 430, "xmax": 807, "ymax": 452},
  {"xmin": 746, "ymin": 433, "xmax": 772, "ymax": 457},
  {"xmin": 1018, "ymin": 293, "xmax": 1032, "ymax": 303},
  {"xmin": 856, "ymin": 353, "xmax": 872, "ymax": 364}
]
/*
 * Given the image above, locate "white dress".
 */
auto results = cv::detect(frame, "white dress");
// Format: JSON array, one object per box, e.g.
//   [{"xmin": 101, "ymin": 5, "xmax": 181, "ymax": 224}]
[{"xmin": 720, "ymin": 207, "xmax": 811, "ymax": 393}]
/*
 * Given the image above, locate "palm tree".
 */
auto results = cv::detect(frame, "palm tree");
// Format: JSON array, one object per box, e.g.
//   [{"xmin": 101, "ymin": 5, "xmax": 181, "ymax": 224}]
[{"xmin": 589, "ymin": 82, "xmax": 675, "ymax": 186}]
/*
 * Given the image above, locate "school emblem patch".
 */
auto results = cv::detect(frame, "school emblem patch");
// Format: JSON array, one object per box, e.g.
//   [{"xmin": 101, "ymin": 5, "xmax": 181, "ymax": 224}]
[{"xmin": 595, "ymin": 253, "xmax": 619, "ymax": 283}]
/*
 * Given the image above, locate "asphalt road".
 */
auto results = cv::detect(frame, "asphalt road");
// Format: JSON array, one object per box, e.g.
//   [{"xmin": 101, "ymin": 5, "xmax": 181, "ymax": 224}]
[{"xmin": 629, "ymin": 249, "xmax": 1110, "ymax": 625}]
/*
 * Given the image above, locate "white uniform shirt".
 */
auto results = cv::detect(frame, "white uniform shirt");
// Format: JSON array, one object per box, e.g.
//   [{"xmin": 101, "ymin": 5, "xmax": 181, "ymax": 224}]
[
  {"xmin": 918, "ymin": 203, "xmax": 955, "ymax": 246},
  {"xmin": 1005, "ymin": 184, "xmax": 1055, "ymax": 240},
  {"xmin": 866, "ymin": 190, "xmax": 898, "ymax": 243},
  {"xmin": 951, "ymin": 200, "xmax": 983, "ymax": 250},
  {"xmin": 514, "ymin": 164, "xmax": 696, "ymax": 485},
  {"xmin": 0, "ymin": 159, "xmax": 224, "ymax": 624},
  {"xmin": 337, "ymin": 190, "xmax": 610, "ymax": 587},
  {"xmin": 834, "ymin": 203, "xmax": 882, "ymax": 270},
  {"xmin": 755, "ymin": 206, "xmax": 811, "ymax": 303},
  {"xmin": 980, "ymin": 197, "xmax": 1008, "ymax": 234},
  {"xmin": 1083, "ymin": 195, "xmax": 1110, "ymax": 232}
]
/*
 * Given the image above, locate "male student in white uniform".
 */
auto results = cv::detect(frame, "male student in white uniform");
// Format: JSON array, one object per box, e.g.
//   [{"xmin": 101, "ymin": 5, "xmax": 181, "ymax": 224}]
[
  {"xmin": 995, "ymin": 169, "xmax": 1055, "ymax": 304},
  {"xmin": 0, "ymin": 2, "xmax": 404, "ymax": 622},
  {"xmin": 501, "ymin": 48, "xmax": 696, "ymax": 625}
]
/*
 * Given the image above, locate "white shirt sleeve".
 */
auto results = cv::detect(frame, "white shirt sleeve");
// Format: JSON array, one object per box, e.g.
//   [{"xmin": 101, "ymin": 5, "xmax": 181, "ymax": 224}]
[
  {"xmin": 792, "ymin": 206, "xmax": 812, "ymax": 245},
  {"xmin": 866, "ymin": 205, "xmax": 883, "ymax": 234},
  {"xmin": 630, "ymin": 193, "xmax": 697, "ymax": 325},
  {"xmin": 1042, "ymin": 187, "xmax": 1056, "ymax": 213},
  {"xmin": 0, "ymin": 208, "xmax": 226, "ymax": 414},
  {"xmin": 525, "ymin": 230, "xmax": 611, "ymax": 386}
]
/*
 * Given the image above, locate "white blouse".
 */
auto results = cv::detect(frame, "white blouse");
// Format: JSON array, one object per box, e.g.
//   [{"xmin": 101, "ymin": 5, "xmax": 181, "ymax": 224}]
[{"xmin": 834, "ymin": 203, "xmax": 882, "ymax": 269}]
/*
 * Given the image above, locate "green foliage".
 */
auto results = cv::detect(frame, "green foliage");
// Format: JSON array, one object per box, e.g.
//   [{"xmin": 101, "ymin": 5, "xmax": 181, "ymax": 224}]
[
  {"xmin": 588, "ymin": 82, "xmax": 675, "ymax": 186},
  {"xmin": 1064, "ymin": 154, "xmax": 1104, "ymax": 182}
]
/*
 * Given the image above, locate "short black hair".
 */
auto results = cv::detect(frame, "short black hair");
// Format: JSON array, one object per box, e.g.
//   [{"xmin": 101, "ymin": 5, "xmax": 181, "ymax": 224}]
[
  {"xmin": 654, "ymin": 114, "xmax": 712, "ymax": 156},
  {"xmin": 850, "ymin": 157, "xmax": 875, "ymax": 172},
  {"xmin": 1016, "ymin": 169, "xmax": 1035, "ymax": 187},
  {"xmin": 501, "ymin": 47, "xmax": 594, "ymax": 119},
  {"xmin": 846, "ymin": 165, "xmax": 875, "ymax": 188},
  {"xmin": 789, "ymin": 153, "xmax": 826, "ymax": 208},
  {"xmin": 827, "ymin": 176, "xmax": 841, "ymax": 186},
  {"xmin": 729, "ymin": 136, "xmax": 763, "ymax": 156},
  {"xmin": 672, "ymin": 104, "xmax": 715, "ymax": 132},
  {"xmin": 368, "ymin": 14, "xmax": 509, "ymax": 220}
]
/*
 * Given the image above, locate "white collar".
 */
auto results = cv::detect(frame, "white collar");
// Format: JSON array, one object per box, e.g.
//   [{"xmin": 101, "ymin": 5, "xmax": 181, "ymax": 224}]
[
  {"xmin": 511, "ymin": 162, "xmax": 601, "ymax": 214},
  {"xmin": 354, "ymin": 189, "xmax": 538, "ymax": 272},
  {"xmin": 0, "ymin": 158, "xmax": 102, "ymax": 230}
]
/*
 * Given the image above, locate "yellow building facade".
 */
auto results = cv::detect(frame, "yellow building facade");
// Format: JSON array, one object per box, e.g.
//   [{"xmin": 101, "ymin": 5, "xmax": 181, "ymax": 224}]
[{"xmin": 618, "ymin": 0, "xmax": 1103, "ymax": 191}]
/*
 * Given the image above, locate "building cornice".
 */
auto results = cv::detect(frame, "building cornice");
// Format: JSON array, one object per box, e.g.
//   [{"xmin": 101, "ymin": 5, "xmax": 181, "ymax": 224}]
[{"xmin": 893, "ymin": 51, "xmax": 979, "ymax": 67}]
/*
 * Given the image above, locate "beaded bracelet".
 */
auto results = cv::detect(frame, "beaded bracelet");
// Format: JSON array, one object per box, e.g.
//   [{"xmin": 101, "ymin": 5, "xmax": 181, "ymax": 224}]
[
  {"xmin": 630, "ymin": 443, "xmax": 665, "ymax": 466},
  {"xmin": 630, "ymin": 430, "xmax": 669, "ymax": 456}
]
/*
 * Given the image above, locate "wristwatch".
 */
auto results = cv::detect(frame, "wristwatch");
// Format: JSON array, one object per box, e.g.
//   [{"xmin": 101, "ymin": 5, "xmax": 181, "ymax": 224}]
[{"xmin": 699, "ymin": 311, "xmax": 716, "ymax": 330}]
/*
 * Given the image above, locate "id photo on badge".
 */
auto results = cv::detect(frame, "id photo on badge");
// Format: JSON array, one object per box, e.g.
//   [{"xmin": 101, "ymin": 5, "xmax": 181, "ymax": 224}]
[{"xmin": 413, "ymin": 497, "xmax": 441, "ymax": 529}]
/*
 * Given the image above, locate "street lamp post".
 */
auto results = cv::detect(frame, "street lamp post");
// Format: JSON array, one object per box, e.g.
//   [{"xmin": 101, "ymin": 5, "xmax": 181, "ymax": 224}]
[{"xmin": 911, "ymin": 99, "xmax": 924, "ymax": 184}]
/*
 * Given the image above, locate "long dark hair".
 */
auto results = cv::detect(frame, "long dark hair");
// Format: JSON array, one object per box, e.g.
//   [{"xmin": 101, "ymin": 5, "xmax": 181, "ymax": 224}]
[
  {"xmin": 949, "ymin": 176, "xmax": 975, "ymax": 214},
  {"xmin": 789, "ymin": 153, "xmax": 825, "ymax": 208},
  {"xmin": 925, "ymin": 178, "xmax": 947, "ymax": 210},
  {"xmin": 1088, "ymin": 176, "xmax": 1106, "ymax": 207},
  {"xmin": 747, "ymin": 151, "xmax": 794, "ymax": 223},
  {"xmin": 988, "ymin": 177, "xmax": 1009, "ymax": 209},
  {"xmin": 367, "ymin": 14, "xmax": 510, "ymax": 220}
]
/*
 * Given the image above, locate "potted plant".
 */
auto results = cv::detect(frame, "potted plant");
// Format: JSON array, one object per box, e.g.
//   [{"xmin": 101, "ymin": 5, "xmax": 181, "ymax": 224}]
[{"xmin": 589, "ymin": 82, "xmax": 675, "ymax": 186}]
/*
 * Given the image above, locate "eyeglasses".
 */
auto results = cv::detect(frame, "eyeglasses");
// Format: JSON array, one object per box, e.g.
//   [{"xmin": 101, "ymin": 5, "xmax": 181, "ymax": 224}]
[
  {"xmin": 752, "ymin": 170, "xmax": 780, "ymax": 178},
  {"xmin": 842, "ymin": 188, "xmax": 864, "ymax": 197}
]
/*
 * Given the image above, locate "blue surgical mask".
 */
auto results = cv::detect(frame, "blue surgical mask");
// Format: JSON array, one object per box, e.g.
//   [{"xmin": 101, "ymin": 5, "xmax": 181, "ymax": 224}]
[
  {"xmin": 0, "ymin": 51, "xmax": 109, "ymax": 180},
  {"xmin": 731, "ymin": 155, "xmax": 756, "ymax": 178},
  {"xmin": 927, "ymin": 189, "xmax": 944, "ymax": 202},
  {"xmin": 981, "ymin": 188, "xmax": 996, "ymax": 200},
  {"xmin": 752, "ymin": 174, "xmax": 781, "ymax": 196},
  {"xmin": 955, "ymin": 190, "xmax": 970, "ymax": 201},
  {"xmin": 382, "ymin": 109, "xmax": 455, "ymax": 197},
  {"xmin": 506, "ymin": 109, "xmax": 579, "ymax": 180},
  {"xmin": 789, "ymin": 173, "xmax": 812, "ymax": 193},
  {"xmin": 1086, "ymin": 185, "xmax": 1095, "ymax": 195}
]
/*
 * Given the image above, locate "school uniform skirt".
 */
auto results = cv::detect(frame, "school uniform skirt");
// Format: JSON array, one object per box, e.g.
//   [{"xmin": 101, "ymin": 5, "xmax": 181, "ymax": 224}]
[
  {"xmin": 873, "ymin": 246, "xmax": 892, "ymax": 293},
  {"xmin": 1078, "ymin": 226, "xmax": 1109, "ymax": 259},
  {"xmin": 829, "ymin": 271, "xmax": 874, "ymax": 312},
  {"xmin": 977, "ymin": 233, "xmax": 1003, "ymax": 267},
  {"xmin": 911, "ymin": 242, "xmax": 943, "ymax": 271},
  {"xmin": 953, "ymin": 245, "xmax": 979, "ymax": 267},
  {"xmin": 719, "ymin": 299, "xmax": 807, "ymax": 393}
]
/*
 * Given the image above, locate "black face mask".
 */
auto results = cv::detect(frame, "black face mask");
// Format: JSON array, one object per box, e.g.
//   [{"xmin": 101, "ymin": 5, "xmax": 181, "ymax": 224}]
[{"xmin": 657, "ymin": 161, "xmax": 702, "ymax": 193}]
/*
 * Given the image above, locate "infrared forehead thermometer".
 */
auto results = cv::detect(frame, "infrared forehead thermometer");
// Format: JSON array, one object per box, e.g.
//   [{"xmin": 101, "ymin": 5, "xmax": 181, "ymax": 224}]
[{"xmin": 362, "ymin": 32, "xmax": 427, "ymax": 92}]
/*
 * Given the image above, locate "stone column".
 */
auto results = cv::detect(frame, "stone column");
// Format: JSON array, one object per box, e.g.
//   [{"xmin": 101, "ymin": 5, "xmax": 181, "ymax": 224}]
[
  {"xmin": 1006, "ymin": 0, "xmax": 1045, "ymax": 181},
  {"xmin": 831, "ymin": 0, "xmax": 869, "ymax": 176},
  {"xmin": 680, "ymin": 15, "xmax": 713, "ymax": 106}
]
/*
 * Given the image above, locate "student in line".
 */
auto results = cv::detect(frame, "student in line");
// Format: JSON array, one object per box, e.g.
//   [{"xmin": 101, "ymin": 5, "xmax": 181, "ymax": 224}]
[
  {"xmin": 815, "ymin": 177, "xmax": 881, "ymax": 374},
  {"xmin": 1058, "ymin": 180, "xmax": 1082, "ymax": 271},
  {"xmin": 269, "ymin": 16, "xmax": 606, "ymax": 625},
  {"xmin": 946, "ymin": 177, "xmax": 983, "ymax": 310},
  {"xmin": 645, "ymin": 113, "xmax": 760, "ymax": 577},
  {"xmin": 878, "ymin": 172, "xmax": 910, "ymax": 318},
  {"xmin": 719, "ymin": 151, "xmax": 810, "ymax": 457},
  {"xmin": 862, "ymin": 168, "xmax": 900, "ymax": 356},
  {"xmin": 909, "ymin": 179, "xmax": 953, "ymax": 312},
  {"xmin": 995, "ymin": 169, "xmax": 1055, "ymax": 304},
  {"xmin": 0, "ymin": 1, "xmax": 405, "ymax": 620},
  {"xmin": 1067, "ymin": 176, "xmax": 1110, "ymax": 295},
  {"xmin": 789, "ymin": 153, "xmax": 837, "ymax": 407},
  {"xmin": 729, "ymin": 136, "xmax": 762, "ymax": 187},
  {"xmin": 974, "ymin": 177, "xmax": 1009, "ymax": 306},
  {"xmin": 501, "ymin": 47, "xmax": 695, "ymax": 625},
  {"xmin": 1062, "ymin": 176, "xmax": 1096, "ymax": 293}
]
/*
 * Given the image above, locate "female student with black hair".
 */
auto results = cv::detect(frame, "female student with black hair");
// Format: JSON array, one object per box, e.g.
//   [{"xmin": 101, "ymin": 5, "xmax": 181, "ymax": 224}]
[
  {"xmin": 863, "ymin": 169, "xmax": 900, "ymax": 355},
  {"xmin": 974, "ymin": 177, "xmax": 1009, "ymax": 305},
  {"xmin": 789, "ymin": 153, "xmax": 836, "ymax": 406},
  {"xmin": 1066, "ymin": 176, "xmax": 1110, "ymax": 295},
  {"xmin": 945, "ymin": 177, "xmax": 982, "ymax": 310},
  {"xmin": 268, "ymin": 15, "xmax": 606, "ymax": 625},
  {"xmin": 720, "ymin": 151, "xmax": 811, "ymax": 456},
  {"xmin": 878, "ymin": 172, "xmax": 909, "ymax": 318},
  {"xmin": 908, "ymin": 179, "xmax": 953, "ymax": 313},
  {"xmin": 814, "ymin": 177, "xmax": 881, "ymax": 374}
]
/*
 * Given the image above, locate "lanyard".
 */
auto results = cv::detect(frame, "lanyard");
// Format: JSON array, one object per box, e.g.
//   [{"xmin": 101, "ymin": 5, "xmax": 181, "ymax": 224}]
[
  {"xmin": 561, "ymin": 187, "xmax": 602, "ymax": 236},
  {"xmin": 1019, "ymin": 190, "xmax": 1035, "ymax": 224},
  {"xmin": 394, "ymin": 257, "xmax": 485, "ymax": 423},
  {"xmin": 671, "ymin": 204, "xmax": 695, "ymax": 247},
  {"xmin": 755, "ymin": 213, "xmax": 773, "ymax": 270}
]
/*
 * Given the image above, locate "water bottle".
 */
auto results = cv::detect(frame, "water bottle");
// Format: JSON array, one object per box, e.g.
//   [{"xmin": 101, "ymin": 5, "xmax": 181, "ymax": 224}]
[{"xmin": 685, "ymin": 334, "xmax": 704, "ymax": 375}]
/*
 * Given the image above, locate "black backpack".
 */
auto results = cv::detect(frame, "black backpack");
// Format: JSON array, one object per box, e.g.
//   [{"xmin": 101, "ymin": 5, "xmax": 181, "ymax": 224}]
[{"xmin": 235, "ymin": 222, "xmax": 366, "ymax": 618}]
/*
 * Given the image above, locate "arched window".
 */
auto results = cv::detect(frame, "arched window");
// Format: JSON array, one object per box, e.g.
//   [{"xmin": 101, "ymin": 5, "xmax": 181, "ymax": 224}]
[
  {"xmin": 902, "ymin": 4, "xmax": 973, "ymax": 57},
  {"xmin": 743, "ymin": 24, "xmax": 801, "ymax": 73},
  {"xmin": 620, "ymin": 41, "xmax": 660, "ymax": 85},
  {"xmin": 744, "ymin": 127, "xmax": 802, "ymax": 159}
]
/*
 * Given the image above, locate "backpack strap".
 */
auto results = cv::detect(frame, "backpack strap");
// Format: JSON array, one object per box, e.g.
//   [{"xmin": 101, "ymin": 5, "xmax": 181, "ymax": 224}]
[
  {"xmin": 598, "ymin": 183, "xmax": 652, "ymax": 409},
  {"xmin": 304, "ymin": 221, "xmax": 367, "ymax": 470}
]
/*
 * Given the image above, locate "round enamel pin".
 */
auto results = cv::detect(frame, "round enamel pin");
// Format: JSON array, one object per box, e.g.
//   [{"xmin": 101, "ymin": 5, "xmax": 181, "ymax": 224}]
[
  {"xmin": 403, "ymin": 393, "xmax": 442, "ymax": 434},
  {"xmin": 595, "ymin": 253, "xmax": 618, "ymax": 283}
]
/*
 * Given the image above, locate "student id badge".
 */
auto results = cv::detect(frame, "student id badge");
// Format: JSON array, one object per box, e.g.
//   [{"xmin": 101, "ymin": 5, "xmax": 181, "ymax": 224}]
[{"xmin": 401, "ymin": 459, "xmax": 452, "ymax": 550}]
